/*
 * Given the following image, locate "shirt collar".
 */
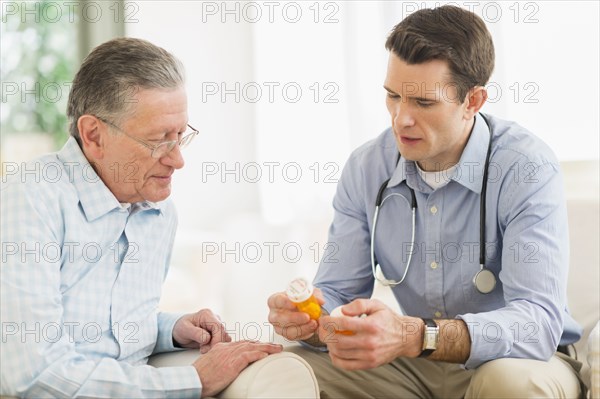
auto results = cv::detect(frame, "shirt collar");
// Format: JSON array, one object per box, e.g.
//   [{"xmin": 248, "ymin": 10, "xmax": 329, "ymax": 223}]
[
  {"xmin": 386, "ymin": 113, "xmax": 491, "ymax": 194},
  {"xmin": 57, "ymin": 137, "xmax": 164, "ymax": 221}
]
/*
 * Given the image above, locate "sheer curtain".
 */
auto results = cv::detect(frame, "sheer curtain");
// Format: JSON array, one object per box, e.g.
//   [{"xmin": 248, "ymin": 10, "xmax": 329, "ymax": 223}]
[{"xmin": 125, "ymin": 1, "xmax": 598, "ymax": 335}]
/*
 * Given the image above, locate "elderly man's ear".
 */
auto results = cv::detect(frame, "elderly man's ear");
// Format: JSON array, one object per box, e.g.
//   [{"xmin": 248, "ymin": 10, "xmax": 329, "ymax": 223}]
[{"xmin": 78, "ymin": 115, "xmax": 106, "ymax": 160}]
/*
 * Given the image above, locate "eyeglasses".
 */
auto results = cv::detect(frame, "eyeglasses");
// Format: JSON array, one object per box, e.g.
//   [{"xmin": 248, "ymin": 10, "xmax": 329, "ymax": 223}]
[{"xmin": 97, "ymin": 116, "xmax": 199, "ymax": 159}]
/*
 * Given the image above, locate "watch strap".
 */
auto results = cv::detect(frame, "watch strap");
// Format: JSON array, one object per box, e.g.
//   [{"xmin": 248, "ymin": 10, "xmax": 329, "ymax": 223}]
[{"xmin": 419, "ymin": 318, "xmax": 438, "ymax": 358}]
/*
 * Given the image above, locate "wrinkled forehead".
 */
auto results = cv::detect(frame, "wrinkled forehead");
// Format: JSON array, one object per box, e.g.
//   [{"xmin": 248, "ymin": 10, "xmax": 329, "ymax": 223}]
[{"xmin": 122, "ymin": 86, "xmax": 189, "ymax": 132}]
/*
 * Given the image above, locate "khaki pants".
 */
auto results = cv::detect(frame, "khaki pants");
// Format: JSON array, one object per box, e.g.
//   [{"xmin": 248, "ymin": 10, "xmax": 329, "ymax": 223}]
[{"xmin": 287, "ymin": 346, "xmax": 584, "ymax": 398}]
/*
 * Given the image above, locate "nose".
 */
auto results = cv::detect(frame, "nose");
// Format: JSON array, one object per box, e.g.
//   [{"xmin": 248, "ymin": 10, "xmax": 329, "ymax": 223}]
[
  {"xmin": 161, "ymin": 144, "xmax": 185, "ymax": 169},
  {"xmin": 391, "ymin": 101, "xmax": 415, "ymax": 129}
]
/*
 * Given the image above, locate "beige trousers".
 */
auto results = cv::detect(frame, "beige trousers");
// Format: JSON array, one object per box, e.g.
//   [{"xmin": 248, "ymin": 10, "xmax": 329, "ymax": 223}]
[{"xmin": 287, "ymin": 346, "xmax": 584, "ymax": 399}]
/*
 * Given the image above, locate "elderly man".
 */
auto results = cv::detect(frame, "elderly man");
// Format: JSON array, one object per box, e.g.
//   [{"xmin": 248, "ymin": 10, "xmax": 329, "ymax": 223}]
[
  {"xmin": 268, "ymin": 5, "xmax": 584, "ymax": 398},
  {"xmin": 1, "ymin": 38, "xmax": 281, "ymax": 398}
]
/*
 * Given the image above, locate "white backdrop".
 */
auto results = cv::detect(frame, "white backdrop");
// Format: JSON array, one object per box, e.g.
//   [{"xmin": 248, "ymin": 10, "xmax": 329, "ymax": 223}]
[{"xmin": 127, "ymin": 0, "xmax": 599, "ymax": 229}]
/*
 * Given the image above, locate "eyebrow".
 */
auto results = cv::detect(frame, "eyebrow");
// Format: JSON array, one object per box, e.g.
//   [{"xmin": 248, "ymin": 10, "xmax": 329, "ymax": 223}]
[{"xmin": 383, "ymin": 85, "xmax": 437, "ymax": 102}]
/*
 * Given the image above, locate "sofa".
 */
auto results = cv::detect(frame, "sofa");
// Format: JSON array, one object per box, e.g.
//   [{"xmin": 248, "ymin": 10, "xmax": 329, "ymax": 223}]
[
  {"xmin": 562, "ymin": 161, "xmax": 600, "ymax": 396},
  {"xmin": 148, "ymin": 350, "xmax": 320, "ymax": 398}
]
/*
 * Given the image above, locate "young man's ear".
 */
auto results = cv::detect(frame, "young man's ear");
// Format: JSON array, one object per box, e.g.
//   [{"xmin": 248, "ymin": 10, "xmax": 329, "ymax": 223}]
[
  {"xmin": 463, "ymin": 86, "xmax": 488, "ymax": 119},
  {"xmin": 78, "ymin": 115, "xmax": 105, "ymax": 160}
]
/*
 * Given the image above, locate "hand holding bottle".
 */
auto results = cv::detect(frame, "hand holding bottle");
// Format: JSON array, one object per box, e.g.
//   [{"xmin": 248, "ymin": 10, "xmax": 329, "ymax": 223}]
[{"xmin": 267, "ymin": 278, "xmax": 325, "ymax": 341}]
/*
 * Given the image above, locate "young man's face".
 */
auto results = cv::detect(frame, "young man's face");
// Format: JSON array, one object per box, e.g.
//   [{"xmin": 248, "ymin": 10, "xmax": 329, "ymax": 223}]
[
  {"xmin": 96, "ymin": 87, "xmax": 189, "ymax": 203},
  {"xmin": 384, "ymin": 53, "xmax": 474, "ymax": 172}
]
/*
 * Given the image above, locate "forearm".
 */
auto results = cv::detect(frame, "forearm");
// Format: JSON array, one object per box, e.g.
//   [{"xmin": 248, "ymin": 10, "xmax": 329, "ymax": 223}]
[{"xmin": 425, "ymin": 319, "xmax": 471, "ymax": 364}]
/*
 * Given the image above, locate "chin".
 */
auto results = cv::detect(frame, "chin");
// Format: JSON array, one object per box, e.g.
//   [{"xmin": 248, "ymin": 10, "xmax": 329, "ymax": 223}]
[{"xmin": 143, "ymin": 190, "xmax": 171, "ymax": 203}]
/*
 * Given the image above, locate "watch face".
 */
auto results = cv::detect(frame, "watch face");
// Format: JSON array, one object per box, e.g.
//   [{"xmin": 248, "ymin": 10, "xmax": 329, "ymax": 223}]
[{"xmin": 422, "ymin": 325, "xmax": 439, "ymax": 350}]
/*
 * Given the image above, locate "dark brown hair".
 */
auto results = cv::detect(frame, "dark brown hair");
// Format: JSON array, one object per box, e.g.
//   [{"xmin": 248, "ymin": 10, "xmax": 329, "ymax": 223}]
[{"xmin": 385, "ymin": 5, "xmax": 495, "ymax": 102}]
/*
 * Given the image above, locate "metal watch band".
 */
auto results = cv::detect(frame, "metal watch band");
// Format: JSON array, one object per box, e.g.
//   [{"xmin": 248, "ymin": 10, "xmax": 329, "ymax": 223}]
[{"xmin": 419, "ymin": 318, "xmax": 439, "ymax": 358}]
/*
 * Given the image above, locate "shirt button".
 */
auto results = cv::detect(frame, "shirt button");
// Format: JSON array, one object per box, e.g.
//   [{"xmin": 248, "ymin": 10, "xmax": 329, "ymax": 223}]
[
  {"xmin": 430, "ymin": 206, "xmax": 438, "ymax": 214},
  {"xmin": 434, "ymin": 311, "xmax": 442, "ymax": 318},
  {"xmin": 430, "ymin": 261, "xmax": 438, "ymax": 269}
]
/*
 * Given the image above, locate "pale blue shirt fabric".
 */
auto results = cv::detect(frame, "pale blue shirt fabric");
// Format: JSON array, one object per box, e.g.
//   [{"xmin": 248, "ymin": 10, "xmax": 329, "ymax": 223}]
[
  {"xmin": 1, "ymin": 138, "xmax": 201, "ymax": 397},
  {"xmin": 314, "ymin": 113, "xmax": 582, "ymax": 369}
]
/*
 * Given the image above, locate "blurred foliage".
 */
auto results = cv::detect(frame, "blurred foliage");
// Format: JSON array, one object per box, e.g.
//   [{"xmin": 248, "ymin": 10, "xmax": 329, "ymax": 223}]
[{"xmin": 1, "ymin": 0, "xmax": 79, "ymax": 148}]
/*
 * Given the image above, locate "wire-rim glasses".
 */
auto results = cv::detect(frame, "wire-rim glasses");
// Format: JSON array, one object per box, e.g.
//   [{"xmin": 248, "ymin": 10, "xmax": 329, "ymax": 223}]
[{"xmin": 97, "ymin": 116, "xmax": 199, "ymax": 159}]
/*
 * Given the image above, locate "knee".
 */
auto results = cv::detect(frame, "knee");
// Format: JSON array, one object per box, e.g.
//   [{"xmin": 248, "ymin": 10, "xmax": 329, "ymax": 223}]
[{"xmin": 465, "ymin": 357, "xmax": 579, "ymax": 399}]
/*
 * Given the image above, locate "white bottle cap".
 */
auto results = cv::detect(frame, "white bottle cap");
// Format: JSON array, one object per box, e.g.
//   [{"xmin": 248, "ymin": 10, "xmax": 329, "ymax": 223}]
[
  {"xmin": 330, "ymin": 305, "xmax": 345, "ymax": 318},
  {"xmin": 286, "ymin": 277, "xmax": 314, "ymax": 303}
]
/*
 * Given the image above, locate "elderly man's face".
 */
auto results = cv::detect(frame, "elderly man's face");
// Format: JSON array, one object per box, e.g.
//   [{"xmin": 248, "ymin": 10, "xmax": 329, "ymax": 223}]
[{"xmin": 99, "ymin": 87, "xmax": 188, "ymax": 203}]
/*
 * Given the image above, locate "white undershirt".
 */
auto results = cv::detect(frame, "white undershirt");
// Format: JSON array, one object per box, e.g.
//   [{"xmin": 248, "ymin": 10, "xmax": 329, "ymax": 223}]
[{"xmin": 416, "ymin": 163, "xmax": 457, "ymax": 190}]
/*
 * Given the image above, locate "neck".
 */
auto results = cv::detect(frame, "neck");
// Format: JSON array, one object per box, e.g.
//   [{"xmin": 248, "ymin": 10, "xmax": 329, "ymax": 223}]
[{"xmin": 417, "ymin": 117, "xmax": 475, "ymax": 172}]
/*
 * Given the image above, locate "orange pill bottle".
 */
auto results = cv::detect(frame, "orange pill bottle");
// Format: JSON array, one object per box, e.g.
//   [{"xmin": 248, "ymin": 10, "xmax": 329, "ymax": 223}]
[{"xmin": 286, "ymin": 278, "xmax": 322, "ymax": 320}]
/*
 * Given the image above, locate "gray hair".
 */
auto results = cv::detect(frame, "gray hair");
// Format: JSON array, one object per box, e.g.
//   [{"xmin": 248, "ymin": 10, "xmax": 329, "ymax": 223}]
[{"xmin": 67, "ymin": 37, "xmax": 185, "ymax": 143}]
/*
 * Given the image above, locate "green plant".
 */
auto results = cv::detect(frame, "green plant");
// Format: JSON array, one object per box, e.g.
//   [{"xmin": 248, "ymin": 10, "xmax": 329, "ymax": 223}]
[{"xmin": 1, "ymin": 0, "xmax": 78, "ymax": 148}]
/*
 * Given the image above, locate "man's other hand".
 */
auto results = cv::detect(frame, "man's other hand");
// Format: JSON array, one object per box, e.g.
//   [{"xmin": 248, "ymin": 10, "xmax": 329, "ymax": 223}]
[
  {"xmin": 194, "ymin": 341, "xmax": 283, "ymax": 398},
  {"xmin": 173, "ymin": 309, "xmax": 232, "ymax": 353},
  {"xmin": 318, "ymin": 299, "xmax": 423, "ymax": 370}
]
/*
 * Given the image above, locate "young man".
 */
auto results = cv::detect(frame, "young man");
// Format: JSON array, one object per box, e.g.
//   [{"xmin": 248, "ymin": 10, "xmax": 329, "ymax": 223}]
[
  {"xmin": 268, "ymin": 6, "xmax": 583, "ymax": 398},
  {"xmin": 1, "ymin": 38, "xmax": 281, "ymax": 398}
]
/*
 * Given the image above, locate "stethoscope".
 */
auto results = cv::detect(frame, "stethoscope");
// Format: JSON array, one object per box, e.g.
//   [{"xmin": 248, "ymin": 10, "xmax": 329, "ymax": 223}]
[{"xmin": 371, "ymin": 115, "xmax": 497, "ymax": 294}]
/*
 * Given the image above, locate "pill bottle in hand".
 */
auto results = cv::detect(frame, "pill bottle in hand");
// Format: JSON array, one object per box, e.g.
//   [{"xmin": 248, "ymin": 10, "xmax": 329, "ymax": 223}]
[{"xmin": 286, "ymin": 278, "xmax": 321, "ymax": 320}]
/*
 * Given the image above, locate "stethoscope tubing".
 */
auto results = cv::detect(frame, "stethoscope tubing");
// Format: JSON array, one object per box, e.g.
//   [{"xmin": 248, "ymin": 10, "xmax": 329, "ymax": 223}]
[{"xmin": 371, "ymin": 114, "xmax": 495, "ymax": 293}]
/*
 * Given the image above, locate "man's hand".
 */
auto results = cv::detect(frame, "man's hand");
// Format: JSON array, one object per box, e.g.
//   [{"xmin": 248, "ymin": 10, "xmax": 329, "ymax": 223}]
[
  {"xmin": 193, "ymin": 341, "xmax": 283, "ymax": 398},
  {"xmin": 173, "ymin": 309, "xmax": 231, "ymax": 354},
  {"xmin": 318, "ymin": 298, "xmax": 423, "ymax": 370},
  {"xmin": 267, "ymin": 289, "xmax": 325, "ymax": 341}
]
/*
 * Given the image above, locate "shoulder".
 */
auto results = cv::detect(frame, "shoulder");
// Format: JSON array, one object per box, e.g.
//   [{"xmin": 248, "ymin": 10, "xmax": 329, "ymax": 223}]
[
  {"xmin": 484, "ymin": 114, "xmax": 566, "ymax": 222},
  {"xmin": 342, "ymin": 127, "xmax": 398, "ymax": 185},
  {"xmin": 1, "ymin": 152, "xmax": 76, "ymax": 208},
  {"xmin": 1, "ymin": 152, "xmax": 78, "ymax": 241},
  {"xmin": 333, "ymin": 128, "xmax": 398, "ymax": 210},
  {"xmin": 486, "ymin": 113, "xmax": 560, "ymax": 169},
  {"xmin": 347, "ymin": 127, "xmax": 397, "ymax": 166}
]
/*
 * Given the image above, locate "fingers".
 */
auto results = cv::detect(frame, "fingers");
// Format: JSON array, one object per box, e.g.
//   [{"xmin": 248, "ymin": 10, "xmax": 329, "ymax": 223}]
[
  {"xmin": 327, "ymin": 339, "xmax": 385, "ymax": 370},
  {"xmin": 313, "ymin": 288, "xmax": 326, "ymax": 305},
  {"xmin": 269, "ymin": 306, "xmax": 318, "ymax": 340},
  {"xmin": 268, "ymin": 292, "xmax": 317, "ymax": 340},
  {"xmin": 267, "ymin": 292, "xmax": 297, "ymax": 311},
  {"xmin": 341, "ymin": 298, "xmax": 385, "ymax": 317},
  {"xmin": 189, "ymin": 309, "xmax": 232, "ymax": 348},
  {"xmin": 246, "ymin": 341, "xmax": 284, "ymax": 354},
  {"xmin": 217, "ymin": 341, "xmax": 284, "ymax": 366},
  {"xmin": 190, "ymin": 327, "xmax": 212, "ymax": 347},
  {"xmin": 202, "ymin": 318, "xmax": 232, "ymax": 344},
  {"xmin": 197, "ymin": 309, "xmax": 223, "ymax": 326},
  {"xmin": 319, "ymin": 313, "xmax": 366, "ymax": 338},
  {"xmin": 194, "ymin": 341, "xmax": 283, "ymax": 398}
]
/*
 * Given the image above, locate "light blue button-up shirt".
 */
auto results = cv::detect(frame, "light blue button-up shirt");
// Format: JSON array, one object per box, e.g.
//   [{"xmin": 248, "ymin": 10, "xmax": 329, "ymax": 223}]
[
  {"xmin": 1, "ymin": 138, "xmax": 201, "ymax": 397},
  {"xmin": 314, "ymin": 113, "xmax": 582, "ymax": 368}
]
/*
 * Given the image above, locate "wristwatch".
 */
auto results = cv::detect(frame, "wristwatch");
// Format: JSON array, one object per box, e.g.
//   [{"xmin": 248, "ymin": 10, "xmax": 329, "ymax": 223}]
[{"xmin": 419, "ymin": 318, "xmax": 439, "ymax": 358}]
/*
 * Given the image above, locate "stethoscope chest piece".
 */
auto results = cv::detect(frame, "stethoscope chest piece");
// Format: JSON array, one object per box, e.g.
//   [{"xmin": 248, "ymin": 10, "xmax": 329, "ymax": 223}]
[{"xmin": 473, "ymin": 268, "xmax": 496, "ymax": 294}]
